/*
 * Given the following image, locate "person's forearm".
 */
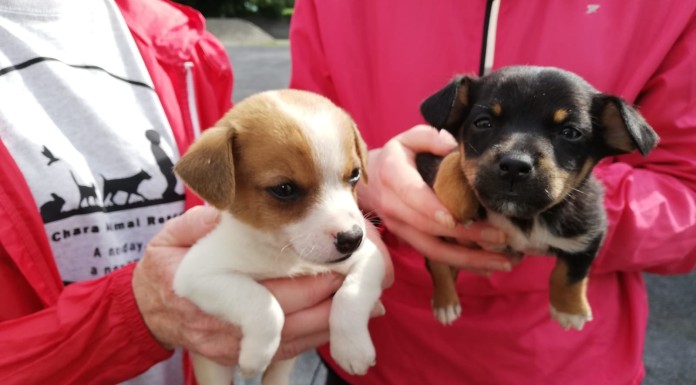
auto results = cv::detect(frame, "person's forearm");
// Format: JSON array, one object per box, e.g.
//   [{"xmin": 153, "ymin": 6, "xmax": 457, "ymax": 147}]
[
  {"xmin": 0, "ymin": 264, "xmax": 171, "ymax": 385},
  {"xmin": 592, "ymin": 164, "xmax": 696, "ymax": 275}
]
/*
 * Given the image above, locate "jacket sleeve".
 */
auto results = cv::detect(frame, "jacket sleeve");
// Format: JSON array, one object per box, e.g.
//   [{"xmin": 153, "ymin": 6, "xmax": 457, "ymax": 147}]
[
  {"xmin": 288, "ymin": 0, "xmax": 340, "ymax": 103},
  {"xmin": 591, "ymin": 14, "xmax": 696, "ymax": 276},
  {"xmin": 0, "ymin": 263, "xmax": 172, "ymax": 385}
]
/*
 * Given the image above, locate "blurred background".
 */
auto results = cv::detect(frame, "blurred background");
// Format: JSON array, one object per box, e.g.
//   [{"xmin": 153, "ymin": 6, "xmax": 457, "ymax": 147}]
[
  {"xmin": 175, "ymin": 0, "xmax": 294, "ymax": 18},
  {"xmin": 176, "ymin": 0, "xmax": 293, "ymax": 40}
]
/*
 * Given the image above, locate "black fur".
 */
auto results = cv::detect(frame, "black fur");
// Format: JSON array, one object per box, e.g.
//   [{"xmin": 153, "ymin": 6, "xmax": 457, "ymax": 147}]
[
  {"xmin": 415, "ymin": 153, "xmax": 444, "ymax": 188},
  {"xmin": 419, "ymin": 66, "xmax": 659, "ymax": 280}
]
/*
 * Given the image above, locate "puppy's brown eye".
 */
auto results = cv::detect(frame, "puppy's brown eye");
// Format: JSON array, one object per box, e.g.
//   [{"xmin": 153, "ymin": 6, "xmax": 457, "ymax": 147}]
[
  {"xmin": 267, "ymin": 183, "xmax": 300, "ymax": 201},
  {"xmin": 560, "ymin": 126, "xmax": 583, "ymax": 141},
  {"xmin": 474, "ymin": 117, "xmax": 492, "ymax": 129},
  {"xmin": 348, "ymin": 168, "xmax": 361, "ymax": 186}
]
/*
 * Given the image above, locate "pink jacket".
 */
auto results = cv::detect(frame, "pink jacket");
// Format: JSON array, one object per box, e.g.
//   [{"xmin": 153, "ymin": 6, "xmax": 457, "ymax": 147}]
[
  {"xmin": 0, "ymin": 1, "xmax": 232, "ymax": 383},
  {"xmin": 290, "ymin": 1, "xmax": 696, "ymax": 384}
]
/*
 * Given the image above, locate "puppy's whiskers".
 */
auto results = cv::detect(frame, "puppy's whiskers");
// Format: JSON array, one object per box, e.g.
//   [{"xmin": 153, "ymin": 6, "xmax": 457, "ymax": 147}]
[
  {"xmin": 569, "ymin": 187, "xmax": 591, "ymax": 197},
  {"xmin": 465, "ymin": 143, "xmax": 481, "ymax": 156},
  {"xmin": 292, "ymin": 233, "xmax": 318, "ymax": 260},
  {"xmin": 363, "ymin": 210, "xmax": 382, "ymax": 227},
  {"xmin": 280, "ymin": 233, "xmax": 310, "ymax": 258},
  {"xmin": 280, "ymin": 243, "xmax": 291, "ymax": 252}
]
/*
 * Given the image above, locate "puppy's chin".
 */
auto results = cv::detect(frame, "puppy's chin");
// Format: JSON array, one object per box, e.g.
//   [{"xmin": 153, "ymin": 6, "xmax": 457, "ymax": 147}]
[
  {"xmin": 482, "ymin": 199, "xmax": 539, "ymax": 219},
  {"xmin": 476, "ymin": 187, "xmax": 553, "ymax": 219},
  {"xmin": 473, "ymin": 173, "xmax": 556, "ymax": 219}
]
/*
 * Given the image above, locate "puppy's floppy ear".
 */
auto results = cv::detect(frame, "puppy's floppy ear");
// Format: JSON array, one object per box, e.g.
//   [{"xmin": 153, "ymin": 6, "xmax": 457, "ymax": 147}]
[
  {"xmin": 175, "ymin": 126, "xmax": 236, "ymax": 209},
  {"xmin": 593, "ymin": 95, "xmax": 660, "ymax": 156},
  {"xmin": 420, "ymin": 76, "xmax": 475, "ymax": 135},
  {"xmin": 352, "ymin": 123, "xmax": 369, "ymax": 183}
]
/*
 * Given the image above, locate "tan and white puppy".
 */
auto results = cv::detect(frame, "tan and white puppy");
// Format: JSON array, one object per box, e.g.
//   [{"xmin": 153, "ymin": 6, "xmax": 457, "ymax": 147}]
[{"xmin": 172, "ymin": 89, "xmax": 386, "ymax": 385}]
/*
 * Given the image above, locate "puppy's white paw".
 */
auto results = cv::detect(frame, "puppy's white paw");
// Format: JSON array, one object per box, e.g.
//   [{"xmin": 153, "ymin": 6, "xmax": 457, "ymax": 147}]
[
  {"xmin": 433, "ymin": 303, "xmax": 462, "ymax": 325},
  {"xmin": 330, "ymin": 331, "xmax": 376, "ymax": 375},
  {"xmin": 238, "ymin": 338, "xmax": 279, "ymax": 378},
  {"xmin": 550, "ymin": 305, "xmax": 593, "ymax": 331}
]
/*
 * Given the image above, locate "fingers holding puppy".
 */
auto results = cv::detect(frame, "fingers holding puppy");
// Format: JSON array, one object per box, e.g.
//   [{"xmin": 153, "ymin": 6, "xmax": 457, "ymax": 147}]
[
  {"xmin": 266, "ymin": 274, "xmax": 386, "ymax": 361},
  {"xmin": 133, "ymin": 206, "xmax": 242, "ymax": 366},
  {"xmin": 386, "ymin": 216, "xmax": 513, "ymax": 274},
  {"xmin": 358, "ymin": 125, "xmax": 459, "ymax": 233},
  {"xmin": 136, "ymin": 206, "xmax": 390, "ymax": 368},
  {"xmin": 266, "ymin": 220, "xmax": 392, "ymax": 361},
  {"xmin": 356, "ymin": 125, "xmax": 511, "ymax": 274}
]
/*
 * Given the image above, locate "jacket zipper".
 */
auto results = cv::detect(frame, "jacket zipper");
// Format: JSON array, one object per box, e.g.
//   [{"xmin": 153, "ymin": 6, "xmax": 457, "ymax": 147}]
[
  {"xmin": 183, "ymin": 61, "xmax": 202, "ymax": 139},
  {"xmin": 479, "ymin": 0, "xmax": 501, "ymax": 76}
]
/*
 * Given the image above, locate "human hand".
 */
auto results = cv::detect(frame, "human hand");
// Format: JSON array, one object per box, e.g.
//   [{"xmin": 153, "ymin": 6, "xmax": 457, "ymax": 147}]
[
  {"xmin": 358, "ymin": 125, "xmax": 513, "ymax": 274},
  {"xmin": 268, "ymin": 218, "xmax": 393, "ymax": 361},
  {"xmin": 132, "ymin": 206, "xmax": 390, "ymax": 366}
]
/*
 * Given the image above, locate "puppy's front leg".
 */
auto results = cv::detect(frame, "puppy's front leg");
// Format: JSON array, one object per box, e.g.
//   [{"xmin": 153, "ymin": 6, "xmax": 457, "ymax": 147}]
[
  {"xmin": 190, "ymin": 352, "xmax": 234, "ymax": 385},
  {"xmin": 173, "ymin": 271, "xmax": 284, "ymax": 383},
  {"xmin": 549, "ymin": 250, "xmax": 596, "ymax": 331},
  {"xmin": 330, "ymin": 239, "xmax": 385, "ymax": 375},
  {"xmin": 426, "ymin": 258, "xmax": 461, "ymax": 325},
  {"xmin": 261, "ymin": 357, "xmax": 297, "ymax": 385}
]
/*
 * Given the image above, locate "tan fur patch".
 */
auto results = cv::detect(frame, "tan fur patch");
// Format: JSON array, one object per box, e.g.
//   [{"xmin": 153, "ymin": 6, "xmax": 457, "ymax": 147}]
[
  {"xmin": 601, "ymin": 102, "xmax": 635, "ymax": 153},
  {"xmin": 427, "ymin": 259, "xmax": 460, "ymax": 312},
  {"xmin": 570, "ymin": 159, "xmax": 595, "ymax": 192},
  {"xmin": 549, "ymin": 259, "xmax": 591, "ymax": 315},
  {"xmin": 527, "ymin": 138, "xmax": 573, "ymax": 206},
  {"xmin": 491, "ymin": 102, "xmax": 502, "ymax": 117},
  {"xmin": 538, "ymin": 155, "xmax": 570, "ymax": 204},
  {"xmin": 274, "ymin": 90, "xmax": 365, "ymax": 190},
  {"xmin": 231, "ymin": 94, "xmax": 323, "ymax": 230},
  {"xmin": 551, "ymin": 158, "xmax": 596, "ymax": 207},
  {"xmin": 456, "ymin": 80, "xmax": 469, "ymax": 107},
  {"xmin": 175, "ymin": 126, "xmax": 235, "ymax": 208},
  {"xmin": 553, "ymin": 109, "xmax": 569, "ymax": 124},
  {"xmin": 577, "ymin": 158, "xmax": 595, "ymax": 182},
  {"xmin": 433, "ymin": 151, "xmax": 478, "ymax": 222},
  {"xmin": 459, "ymin": 145, "xmax": 484, "ymax": 203},
  {"xmin": 351, "ymin": 124, "xmax": 369, "ymax": 184},
  {"xmin": 428, "ymin": 149, "xmax": 478, "ymax": 321},
  {"xmin": 445, "ymin": 78, "xmax": 472, "ymax": 127},
  {"xmin": 177, "ymin": 91, "xmax": 340, "ymax": 231},
  {"xmin": 342, "ymin": 123, "xmax": 369, "ymax": 198}
]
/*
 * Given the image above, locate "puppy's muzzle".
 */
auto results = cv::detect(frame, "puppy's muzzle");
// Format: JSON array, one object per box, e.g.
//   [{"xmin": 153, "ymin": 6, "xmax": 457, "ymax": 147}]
[
  {"xmin": 498, "ymin": 152, "xmax": 534, "ymax": 187},
  {"xmin": 332, "ymin": 225, "xmax": 364, "ymax": 262}
]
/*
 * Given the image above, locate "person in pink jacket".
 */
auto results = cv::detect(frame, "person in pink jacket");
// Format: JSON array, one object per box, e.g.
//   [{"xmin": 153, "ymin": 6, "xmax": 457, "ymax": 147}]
[
  {"xmin": 0, "ymin": 0, "xmax": 368, "ymax": 384},
  {"xmin": 289, "ymin": 1, "xmax": 696, "ymax": 384}
]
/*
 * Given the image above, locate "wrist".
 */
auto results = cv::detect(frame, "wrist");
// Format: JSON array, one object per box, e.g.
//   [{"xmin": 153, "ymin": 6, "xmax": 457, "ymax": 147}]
[
  {"xmin": 116, "ymin": 263, "xmax": 174, "ymax": 358},
  {"xmin": 131, "ymin": 260, "xmax": 176, "ymax": 351}
]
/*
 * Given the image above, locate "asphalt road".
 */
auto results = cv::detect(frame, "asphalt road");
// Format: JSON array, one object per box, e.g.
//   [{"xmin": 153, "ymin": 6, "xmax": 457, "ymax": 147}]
[
  {"xmin": 227, "ymin": 44, "xmax": 291, "ymax": 104},
  {"xmin": 226, "ymin": 44, "xmax": 696, "ymax": 385}
]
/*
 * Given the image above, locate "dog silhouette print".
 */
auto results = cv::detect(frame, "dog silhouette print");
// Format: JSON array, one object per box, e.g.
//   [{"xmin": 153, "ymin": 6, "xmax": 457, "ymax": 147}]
[{"xmin": 101, "ymin": 170, "xmax": 151, "ymax": 206}]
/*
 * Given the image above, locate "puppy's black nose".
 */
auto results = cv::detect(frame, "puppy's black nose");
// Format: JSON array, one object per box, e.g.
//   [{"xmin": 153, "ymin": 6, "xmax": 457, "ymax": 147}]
[
  {"xmin": 335, "ymin": 225, "xmax": 364, "ymax": 254},
  {"xmin": 498, "ymin": 154, "xmax": 533, "ymax": 181}
]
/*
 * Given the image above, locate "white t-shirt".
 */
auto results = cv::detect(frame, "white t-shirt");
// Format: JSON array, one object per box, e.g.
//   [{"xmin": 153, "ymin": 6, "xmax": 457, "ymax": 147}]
[{"xmin": 0, "ymin": 0, "xmax": 185, "ymax": 383}]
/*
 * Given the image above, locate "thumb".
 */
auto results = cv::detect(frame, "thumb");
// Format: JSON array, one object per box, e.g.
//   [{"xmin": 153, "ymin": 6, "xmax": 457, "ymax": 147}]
[
  {"xmin": 151, "ymin": 205, "xmax": 221, "ymax": 247},
  {"xmin": 264, "ymin": 273, "xmax": 344, "ymax": 314},
  {"xmin": 397, "ymin": 124, "xmax": 457, "ymax": 156}
]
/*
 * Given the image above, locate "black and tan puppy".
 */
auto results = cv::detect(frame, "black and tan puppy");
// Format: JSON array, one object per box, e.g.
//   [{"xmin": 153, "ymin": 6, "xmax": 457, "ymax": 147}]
[{"xmin": 417, "ymin": 66, "xmax": 659, "ymax": 330}]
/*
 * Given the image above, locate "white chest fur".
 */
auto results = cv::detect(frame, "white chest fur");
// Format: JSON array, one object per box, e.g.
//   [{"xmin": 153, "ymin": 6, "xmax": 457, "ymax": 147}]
[
  {"xmin": 486, "ymin": 211, "xmax": 595, "ymax": 255},
  {"xmin": 172, "ymin": 211, "xmax": 385, "ymax": 385}
]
